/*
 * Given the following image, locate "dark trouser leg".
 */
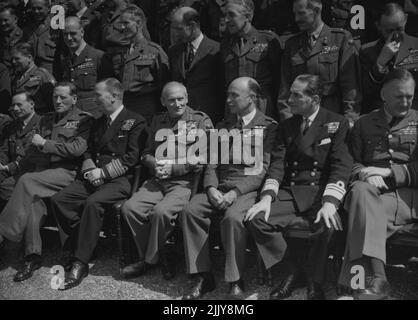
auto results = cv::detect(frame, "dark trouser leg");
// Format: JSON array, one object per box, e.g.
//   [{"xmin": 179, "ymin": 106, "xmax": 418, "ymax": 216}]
[
  {"xmin": 75, "ymin": 177, "xmax": 131, "ymax": 263},
  {"xmin": 221, "ymin": 192, "xmax": 257, "ymax": 282},
  {"xmin": 180, "ymin": 193, "xmax": 217, "ymax": 275}
]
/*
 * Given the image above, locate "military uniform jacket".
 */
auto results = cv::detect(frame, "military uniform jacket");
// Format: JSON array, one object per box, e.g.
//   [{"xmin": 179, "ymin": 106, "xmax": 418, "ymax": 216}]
[
  {"xmin": 142, "ymin": 106, "xmax": 214, "ymax": 186},
  {"xmin": 19, "ymin": 107, "xmax": 93, "ymax": 172},
  {"xmin": 361, "ymin": 35, "xmax": 418, "ymax": 113},
  {"xmin": 117, "ymin": 38, "xmax": 169, "ymax": 97},
  {"xmin": 82, "ymin": 107, "xmax": 147, "ymax": 181},
  {"xmin": 0, "ymin": 27, "xmax": 23, "ymax": 71},
  {"xmin": 220, "ymin": 26, "xmax": 282, "ymax": 100},
  {"xmin": 27, "ymin": 17, "xmax": 62, "ymax": 73},
  {"xmin": 349, "ymin": 109, "xmax": 418, "ymax": 224},
  {"xmin": 0, "ymin": 113, "xmax": 41, "ymax": 176},
  {"xmin": 55, "ymin": 44, "xmax": 114, "ymax": 100},
  {"xmin": 278, "ymin": 24, "xmax": 362, "ymax": 123},
  {"xmin": 12, "ymin": 65, "xmax": 55, "ymax": 114},
  {"xmin": 204, "ymin": 109, "xmax": 278, "ymax": 195},
  {"xmin": 262, "ymin": 107, "xmax": 353, "ymax": 213}
]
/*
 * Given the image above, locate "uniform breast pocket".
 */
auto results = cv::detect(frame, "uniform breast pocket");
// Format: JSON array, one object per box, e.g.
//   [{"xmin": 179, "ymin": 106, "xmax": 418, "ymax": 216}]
[
  {"xmin": 363, "ymin": 135, "xmax": 385, "ymax": 161},
  {"xmin": 400, "ymin": 135, "xmax": 417, "ymax": 156},
  {"xmin": 315, "ymin": 136, "xmax": 332, "ymax": 162},
  {"xmin": 74, "ymin": 67, "xmax": 97, "ymax": 90},
  {"xmin": 318, "ymin": 52, "xmax": 339, "ymax": 82},
  {"xmin": 23, "ymin": 79, "xmax": 42, "ymax": 94},
  {"xmin": 133, "ymin": 59, "xmax": 155, "ymax": 83},
  {"xmin": 58, "ymin": 128, "xmax": 76, "ymax": 141},
  {"xmin": 290, "ymin": 54, "xmax": 306, "ymax": 78},
  {"xmin": 43, "ymin": 39, "xmax": 57, "ymax": 59}
]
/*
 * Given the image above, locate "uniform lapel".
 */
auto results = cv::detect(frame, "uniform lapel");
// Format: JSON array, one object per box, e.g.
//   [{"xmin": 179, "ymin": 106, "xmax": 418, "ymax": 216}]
[
  {"xmin": 309, "ymin": 24, "xmax": 331, "ymax": 58},
  {"xmin": 19, "ymin": 113, "xmax": 41, "ymax": 137},
  {"xmin": 99, "ymin": 108, "xmax": 128, "ymax": 148},
  {"xmin": 297, "ymin": 108, "xmax": 327, "ymax": 153},
  {"xmin": 178, "ymin": 43, "xmax": 187, "ymax": 79},
  {"xmin": 239, "ymin": 28, "xmax": 258, "ymax": 57}
]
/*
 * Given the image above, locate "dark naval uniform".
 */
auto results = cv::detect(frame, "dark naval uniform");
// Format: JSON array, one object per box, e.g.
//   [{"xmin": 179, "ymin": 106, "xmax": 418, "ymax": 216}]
[
  {"xmin": 12, "ymin": 65, "xmax": 56, "ymax": 115},
  {"xmin": 339, "ymin": 108, "xmax": 418, "ymax": 288},
  {"xmin": 55, "ymin": 44, "xmax": 114, "ymax": 118},
  {"xmin": 114, "ymin": 38, "xmax": 169, "ymax": 123},
  {"xmin": 247, "ymin": 107, "xmax": 353, "ymax": 284},
  {"xmin": 278, "ymin": 24, "xmax": 362, "ymax": 124},
  {"xmin": 0, "ymin": 107, "xmax": 93, "ymax": 257},
  {"xmin": 361, "ymin": 35, "xmax": 418, "ymax": 114},
  {"xmin": 180, "ymin": 109, "xmax": 277, "ymax": 282},
  {"xmin": 220, "ymin": 27, "xmax": 282, "ymax": 118},
  {"xmin": 51, "ymin": 107, "xmax": 147, "ymax": 264},
  {"xmin": 122, "ymin": 106, "xmax": 213, "ymax": 265},
  {"xmin": 0, "ymin": 113, "xmax": 42, "ymax": 201}
]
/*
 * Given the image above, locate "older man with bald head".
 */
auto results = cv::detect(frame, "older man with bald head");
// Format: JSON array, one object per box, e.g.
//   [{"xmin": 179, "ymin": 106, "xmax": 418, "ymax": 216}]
[
  {"xmin": 169, "ymin": 6, "xmax": 223, "ymax": 124},
  {"xmin": 54, "ymin": 16, "xmax": 114, "ymax": 118},
  {"xmin": 120, "ymin": 81, "xmax": 213, "ymax": 281}
]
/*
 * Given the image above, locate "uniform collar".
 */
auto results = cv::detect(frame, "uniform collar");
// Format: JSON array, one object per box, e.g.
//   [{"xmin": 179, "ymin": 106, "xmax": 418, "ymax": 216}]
[
  {"xmin": 22, "ymin": 112, "xmax": 36, "ymax": 129},
  {"xmin": 108, "ymin": 104, "xmax": 125, "ymax": 124},
  {"xmin": 237, "ymin": 108, "xmax": 257, "ymax": 127},
  {"xmin": 304, "ymin": 106, "xmax": 320, "ymax": 124},
  {"xmin": 77, "ymin": 6, "xmax": 88, "ymax": 18},
  {"xmin": 308, "ymin": 22, "xmax": 324, "ymax": 42},
  {"xmin": 74, "ymin": 40, "xmax": 87, "ymax": 57},
  {"xmin": 190, "ymin": 32, "xmax": 204, "ymax": 52}
]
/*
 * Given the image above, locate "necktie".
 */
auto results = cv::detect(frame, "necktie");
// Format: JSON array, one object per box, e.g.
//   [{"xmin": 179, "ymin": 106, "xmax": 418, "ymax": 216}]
[
  {"xmin": 185, "ymin": 42, "xmax": 195, "ymax": 71},
  {"xmin": 239, "ymin": 37, "xmax": 246, "ymax": 54},
  {"xmin": 308, "ymin": 34, "xmax": 316, "ymax": 50},
  {"xmin": 106, "ymin": 116, "xmax": 112, "ymax": 128},
  {"xmin": 301, "ymin": 118, "xmax": 310, "ymax": 135}
]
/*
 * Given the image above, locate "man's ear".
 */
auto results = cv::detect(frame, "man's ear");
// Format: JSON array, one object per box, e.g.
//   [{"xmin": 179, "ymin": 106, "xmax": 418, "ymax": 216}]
[
  {"xmin": 312, "ymin": 94, "xmax": 321, "ymax": 106},
  {"xmin": 380, "ymin": 88, "xmax": 386, "ymax": 102},
  {"xmin": 72, "ymin": 95, "xmax": 78, "ymax": 106}
]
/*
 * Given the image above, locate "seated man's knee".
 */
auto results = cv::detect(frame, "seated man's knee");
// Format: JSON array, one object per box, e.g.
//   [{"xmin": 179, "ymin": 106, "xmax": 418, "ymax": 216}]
[
  {"xmin": 151, "ymin": 203, "xmax": 172, "ymax": 221},
  {"xmin": 223, "ymin": 208, "xmax": 244, "ymax": 228}
]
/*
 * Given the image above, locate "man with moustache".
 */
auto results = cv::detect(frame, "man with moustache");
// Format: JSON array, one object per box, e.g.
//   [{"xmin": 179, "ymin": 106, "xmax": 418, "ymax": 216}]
[{"xmin": 0, "ymin": 82, "xmax": 93, "ymax": 282}]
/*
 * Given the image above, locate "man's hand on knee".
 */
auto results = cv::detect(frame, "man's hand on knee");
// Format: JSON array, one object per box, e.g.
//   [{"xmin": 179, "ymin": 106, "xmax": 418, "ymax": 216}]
[{"xmin": 244, "ymin": 195, "xmax": 272, "ymax": 223}]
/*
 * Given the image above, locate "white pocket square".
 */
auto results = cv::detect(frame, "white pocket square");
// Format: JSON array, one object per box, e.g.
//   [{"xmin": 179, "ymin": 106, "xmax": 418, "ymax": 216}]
[{"xmin": 318, "ymin": 138, "xmax": 331, "ymax": 146}]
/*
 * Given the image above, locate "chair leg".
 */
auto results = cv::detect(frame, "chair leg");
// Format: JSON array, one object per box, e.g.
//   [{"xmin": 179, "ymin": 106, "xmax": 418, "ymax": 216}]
[{"xmin": 115, "ymin": 208, "xmax": 125, "ymax": 272}]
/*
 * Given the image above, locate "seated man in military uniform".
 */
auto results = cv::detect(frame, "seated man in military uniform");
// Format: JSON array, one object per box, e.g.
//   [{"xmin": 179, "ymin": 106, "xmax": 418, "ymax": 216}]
[
  {"xmin": 50, "ymin": 78, "xmax": 147, "ymax": 290},
  {"xmin": 10, "ymin": 42, "xmax": 56, "ymax": 115},
  {"xmin": 339, "ymin": 69, "xmax": 418, "ymax": 300},
  {"xmin": 120, "ymin": 81, "xmax": 213, "ymax": 281},
  {"xmin": 0, "ymin": 82, "xmax": 93, "ymax": 282},
  {"xmin": 0, "ymin": 91, "xmax": 42, "ymax": 208},
  {"xmin": 180, "ymin": 77, "xmax": 277, "ymax": 300},
  {"xmin": 245, "ymin": 74, "xmax": 353, "ymax": 300}
]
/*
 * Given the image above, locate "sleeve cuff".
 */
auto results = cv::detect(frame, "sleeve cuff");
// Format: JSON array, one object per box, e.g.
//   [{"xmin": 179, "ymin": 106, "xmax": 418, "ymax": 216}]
[
  {"xmin": 323, "ymin": 181, "xmax": 346, "ymax": 202},
  {"xmin": 41, "ymin": 140, "xmax": 55, "ymax": 153}
]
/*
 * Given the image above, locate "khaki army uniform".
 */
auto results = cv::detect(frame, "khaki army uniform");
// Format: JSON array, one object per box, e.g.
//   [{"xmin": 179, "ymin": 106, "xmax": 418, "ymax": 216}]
[
  {"xmin": 0, "ymin": 27, "xmax": 23, "ymax": 72},
  {"xmin": 220, "ymin": 26, "xmax": 282, "ymax": 118},
  {"xmin": 12, "ymin": 65, "xmax": 56, "ymax": 115},
  {"xmin": 112, "ymin": 38, "xmax": 169, "ymax": 123},
  {"xmin": 26, "ymin": 17, "xmax": 61, "ymax": 75},
  {"xmin": 0, "ymin": 113, "xmax": 42, "ymax": 201},
  {"xmin": 0, "ymin": 107, "xmax": 93, "ymax": 257},
  {"xmin": 339, "ymin": 109, "xmax": 418, "ymax": 288},
  {"xmin": 122, "ymin": 106, "xmax": 213, "ymax": 265},
  {"xmin": 278, "ymin": 24, "xmax": 362, "ymax": 124}
]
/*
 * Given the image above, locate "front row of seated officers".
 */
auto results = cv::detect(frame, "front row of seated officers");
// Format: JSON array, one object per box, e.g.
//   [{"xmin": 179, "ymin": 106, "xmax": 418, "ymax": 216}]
[{"xmin": 0, "ymin": 68, "xmax": 417, "ymax": 301}]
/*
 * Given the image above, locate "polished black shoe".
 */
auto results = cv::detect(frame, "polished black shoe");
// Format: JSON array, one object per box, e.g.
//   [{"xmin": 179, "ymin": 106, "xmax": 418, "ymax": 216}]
[
  {"xmin": 60, "ymin": 251, "xmax": 74, "ymax": 272},
  {"xmin": 270, "ymin": 272, "xmax": 304, "ymax": 300},
  {"xmin": 227, "ymin": 279, "xmax": 245, "ymax": 300},
  {"xmin": 355, "ymin": 277, "xmax": 391, "ymax": 300},
  {"xmin": 307, "ymin": 279, "xmax": 326, "ymax": 300},
  {"xmin": 121, "ymin": 261, "xmax": 149, "ymax": 279},
  {"xmin": 182, "ymin": 273, "xmax": 216, "ymax": 300},
  {"xmin": 13, "ymin": 254, "xmax": 42, "ymax": 282},
  {"xmin": 59, "ymin": 260, "xmax": 89, "ymax": 291}
]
